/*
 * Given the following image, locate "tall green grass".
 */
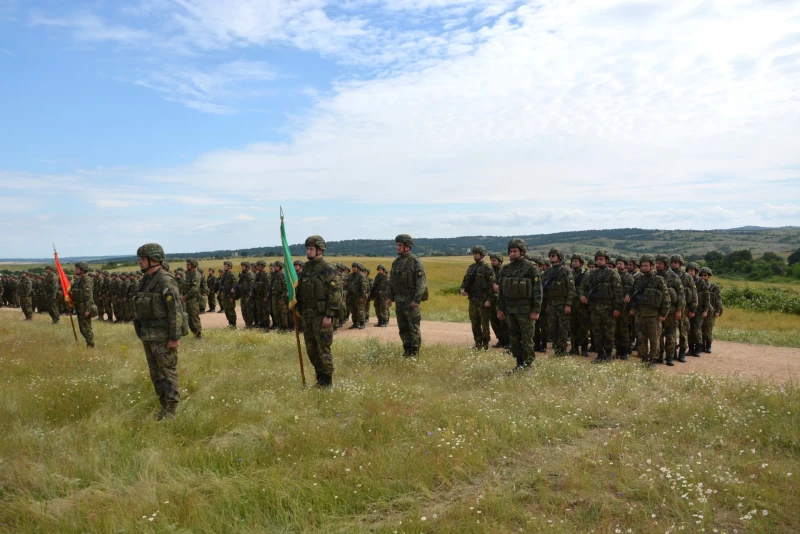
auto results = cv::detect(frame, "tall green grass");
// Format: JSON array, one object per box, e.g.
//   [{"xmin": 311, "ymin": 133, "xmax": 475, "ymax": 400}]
[{"xmin": 1, "ymin": 315, "xmax": 798, "ymax": 533}]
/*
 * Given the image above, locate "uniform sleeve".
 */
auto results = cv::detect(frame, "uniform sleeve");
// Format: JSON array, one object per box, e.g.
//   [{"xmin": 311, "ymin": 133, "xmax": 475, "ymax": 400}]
[
  {"xmin": 674, "ymin": 277, "xmax": 685, "ymax": 310},
  {"xmin": 412, "ymin": 258, "xmax": 427, "ymax": 304},
  {"xmin": 459, "ymin": 265, "xmax": 470, "ymax": 293},
  {"xmin": 530, "ymin": 265, "xmax": 543, "ymax": 314},
  {"xmin": 658, "ymin": 278, "xmax": 671, "ymax": 317},
  {"xmin": 323, "ymin": 265, "xmax": 341, "ymax": 317},
  {"xmin": 687, "ymin": 276, "xmax": 698, "ymax": 311},
  {"xmin": 578, "ymin": 271, "xmax": 591, "ymax": 299},
  {"xmin": 163, "ymin": 278, "xmax": 182, "ymax": 341},
  {"xmin": 565, "ymin": 268, "xmax": 576, "ymax": 304},
  {"xmin": 185, "ymin": 272, "xmax": 200, "ymax": 299},
  {"xmin": 612, "ymin": 271, "xmax": 624, "ymax": 311}
]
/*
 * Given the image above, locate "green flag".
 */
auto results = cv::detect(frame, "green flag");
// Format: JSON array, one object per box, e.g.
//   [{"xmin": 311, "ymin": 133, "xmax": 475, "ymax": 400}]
[{"xmin": 281, "ymin": 210, "xmax": 298, "ymax": 310}]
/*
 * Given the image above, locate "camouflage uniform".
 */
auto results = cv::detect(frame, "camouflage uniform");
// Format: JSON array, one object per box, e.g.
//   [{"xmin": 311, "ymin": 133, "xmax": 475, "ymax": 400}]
[
  {"xmin": 346, "ymin": 263, "xmax": 369, "ymax": 329},
  {"xmin": 238, "ymin": 262, "xmax": 256, "ymax": 327},
  {"xmin": 542, "ymin": 249, "xmax": 576, "ymax": 357},
  {"xmin": 579, "ymin": 250, "xmax": 624, "ymax": 363},
  {"xmin": 134, "ymin": 244, "xmax": 187, "ymax": 420},
  {"xmin": 182, "ymin": 260, "xmax": 203, "ymax": 338},
  {"xmin": 655, "ymin": 255, "xmax": 685, "ymax": 365},
  {"xmin": 270, "ymin": 263, "xmax": 289, "ymax": 330},
  {"xmin": 611, "ymin": 257, "xmax": 633, "ymax": 359},
  {"xmin": 335, "ymin": 264, "xmax": 348, "ymax": 328},
  {"xmin": 688, "ymin": 262, "xmax": 709, "ymax": 356},
  {"xmin": 629, "ymin": 256, "xmax": 671, "ymax": 365},
  {"xmin": 220, "ymin": 262, "xmax": 239, "ymax": 327},
  {"xmin": 670, "ymin": 256, "xmax": 696, "ymax": 361},
  {"xmin": 488, "ymin": 253, "xmax": 509, "ymax": 349},
  {"xmin": 296, "ymin": 236, "xmax": 341, "ymax": 387},
  {"xmin": 371, "ymin": 266, "xmax": 390, "ymax": 326},
  {"xmin": 388, "ymin": 234, "xmax": 427, "ymax": 356},
  {"xmin": 569, "ymin": 255, "xmax": 590, "ymax": 355},
  {"xmin": 253, "ymin": 261, "xmax": 271, "ymax": 328},
  {"xmin": 701, "ymin": 268, "xmax": 721, "ymax": 352},
  {"xmin": 44, "ymin": 268, "xmax": 60, "ymax": 323},
  {"xmin": 93, "ymin": 272, "xmax": 105, "ymax": 319},
  {"xmin": 70, "ymin": 263, "xmax": 96, "ymax": 347},
  {"xmin": 127, "ymin": 273, "xmax": 138, "ymax": 321},
  {"xmin": 627, "ymin": 258, "xmax": 642, "ymax": 352},
  {"xmin": 362, "ymin": 268, "xmax": 373, "ymax": 323},
  {"xmin": 497, "ymin": 239, "xmax": 543, "ymax": 369},
  {"xmin": 19, "ymin": 272, "xmax": 33, "ymax": 319},
  {"xmin": 206, "ymin": 270, "xmax": 218, "ymax": 312},
  {"xmin": 531, "ymin": 256, "xmax": 549, "ymax": 351},
  {"xmin": 460, "ymin": 247, "xmax": 496, "ymax": 349}
]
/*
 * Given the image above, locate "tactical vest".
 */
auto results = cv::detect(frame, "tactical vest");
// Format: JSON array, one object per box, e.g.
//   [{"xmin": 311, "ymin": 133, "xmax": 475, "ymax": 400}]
[
  {"xmin": 298, "ymin": 275, "xmax": 328, "ymax": 313},
  {"xmin": 589, "ymin": 270, "xmax": 615, "ymax": 301},
  {"xmin": 135, "ymin": 270, "xmax": 171, "ymax": 321}
]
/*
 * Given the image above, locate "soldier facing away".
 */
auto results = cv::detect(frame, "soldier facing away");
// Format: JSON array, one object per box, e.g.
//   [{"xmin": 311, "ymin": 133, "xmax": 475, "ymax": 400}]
[
  {"xmin": 220, "ymin": 261, "xmax": 238, "ymax": 327},
  {"xmin": 371, "ymin": 264, "xmax": 390, "ymax": 327}
]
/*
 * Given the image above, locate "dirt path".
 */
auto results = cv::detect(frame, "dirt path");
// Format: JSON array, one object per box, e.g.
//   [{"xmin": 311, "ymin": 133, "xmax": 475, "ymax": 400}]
[{"xmin": 4, "ymin": 307, "xmax": 798, "ymax": 384}]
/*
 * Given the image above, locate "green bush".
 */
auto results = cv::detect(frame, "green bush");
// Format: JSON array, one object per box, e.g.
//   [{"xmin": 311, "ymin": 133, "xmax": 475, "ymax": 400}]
[
  {"xmin": 721, "ymin": 285, "xmax": 800, "ymax": 315},
  {"xmin": 439, "ymin": 285, "xmax": 462, "ymax": 296}
]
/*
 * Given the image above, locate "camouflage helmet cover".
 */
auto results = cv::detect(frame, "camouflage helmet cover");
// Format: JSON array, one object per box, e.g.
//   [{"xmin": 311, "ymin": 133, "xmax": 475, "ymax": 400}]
[
  {"xmin": 639, "ymin": 254, "xmax": 656, "ymax": 265},
  {"xmin": 507, "ymin": 238, "xmax": 528, "ymax": 254},
  {"xmin": 186, "ymin": 258, "xmax": 199, "ymax": 267},
  {"xmin": 395, "ymin": 234, "xmax": 414, "ymax": 248},
  {"xmin": 615, "ymin": 255, "xmax": 628, "ymax": 264},
  {"xmin": 241, "ymin": 261, "xmax": 250, "ymax": 267},
  {"xmin": 686, "ymin": 262, "xmax": 701, "ymax": 272},
  {"xmin": 587, "ymin": 258, "xmax": 596, "ymax": 266},
  {"xmin": 699, "ymin": 267, "xmax": 712, "ymax": 276},
  {"xmin": 274, "ymin": 261, "xmax": 284, "ymax": 269},
  {"xmin": 75, "ymin": 261, "xmax": 90, "ymax": 272},
  {"xmin": 655, "ymin": 254, "xmax": 671, "ymax": 266},
  {"xmin": 548, "ymin": 247, "xmax": 564, "ymax": 260},
  {"xmin": 136, "ymin": 243, "xmax": 165, "ymax": 262},
  {"xmin": 377, "ymin": 264, "xmax": 387, "ymax": 271},
  {"xmin": 161, "ymin": 261, "xmax": 170, "ymax": 271},
  {"xmin": 570, "ymin": 253, "xmax": 584, "ymax": 263},
  {"xmin": 223, "ymin": 260, "xmax": 233, "ymax": 267},
  {"xmin": 103, "ymin": 270, "xmax": 110, "ymax": 276},
  {"xmin": 670, "ymin": 254, "xmax": 685, "ymax": 265},
  {"xmin": 256, "ymin": 260, "xmax": 267, "ymax": 267},
  {"xmin": 472, "ymin": 245, "xmax": 487, "ymax": 256},
  {"xmin": 489, "ymin": 252, "xmax": 503, "ymax": 262},
  {"xmin": 594, "ymin": 249, "xmax": 611, "ymax": 260},
  {"xmin": 305, "ymin": 235, "xmax": 326, "ymax": 250},
  {"xmin": 293, "ymin": 260, "xmax": 304, "ymax": 266},
  {"xmin": 628, "ymin": 256, "xmax": 640, "ymax": 266}
]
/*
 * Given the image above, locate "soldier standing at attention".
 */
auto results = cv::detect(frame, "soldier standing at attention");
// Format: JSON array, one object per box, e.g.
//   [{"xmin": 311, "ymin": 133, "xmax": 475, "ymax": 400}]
[
  {"xmin": 181, "ymin": 258, "xmax": 203, "ymax": 339},
  {"xmin": 579, "ymin": 250, "xmax": 623, "ymax": 364},
  {"xmin": 270, "ymin": 262, "xmax": 290, "ymax": 331},
  {"xmin": 206, "ymin": 268, "xmax": 218, "ymax": 313},
  {"xmin": 371, "ymin": 264, "xmax": 390, "ymax": 327},
  {"xmin": 198, "ymin": 268, "xmax": 208, "ymax": 314},
  {"xmin": 686, "ymin": 262, "xmax": 709, "ymax": 357},
  {"xmin": 614, "ymin": 256, "xmax": 633, "ymax": 360},
  {"xmin": 655, "ymin": 254, "xmax": 684, "ymax": 366},
  {"xmin": 387, "ymin": 234, "xmax": 427, "ymax": 357},
  {"xmin": 700, "ymin": 267, "xmax": 721, "ymax": 353},
  {"xmin": 134, "ymin": 244, "xmax": 186, "ymax": 420},
  {"xmin": 362, "ymin": 267, "xmax": 373, "ymax": 324},
  {"xmin": 93, "ymin": 270, "xmax": 105, "ymax": 320},
  {"xmin": 671, "ymin": 255, "xmax": 696, "ymax": 363},
  {"xmin": 346, "ymin": 262, "xmax": 369, "ymax": 329},
  {"xmin": 488, "ymin": 253, "xmax": 510, "ymax": 349},
  {"xmin": 253, "ymin": 260, "xmax": 270, "ymax": 329},
  {"xmin": 44, "ymin": 265, "xmax": 60, "ymax": 324},
  {"xmin": 296, "ymin": 236, "xmax": 341, "ymax": 388},
  {"xmin": 19, "ymin": 271, "xmax": 34, "ymax": 320},
  {"xmin": 542, "ymin": 248, "xmax": 576, "ymax": 357},
  {"xmin": 569, "ymin": 254, "xmax": 590, "ymax": 356},
  {"xmin": 496, "ymin": 238, "xmax": 542, "ymax": 372},
  {"xmin": 460, "ymin": 245, "xmax": 495, "ymax": 351},
  {"xmin": 628, "ymin": 255, "xmax": 670, "ymax": 367},
  {"xmin": 238, "ymin": 262, "xmax": 256, "ymax": 328},
  {"xmin": 531, "ymin": 255, "xmax": 549, "ymax": 352},
  {"xmin": 626, "ymin": 257, "xmax": 642, "ymax": 353},
  {"xmin": 70, "ymin": 262, "xmax": 96, "ymax": 348},
  {"xmin": 220, "ymin": 261, "xmax": 238, "ymax": 327}
]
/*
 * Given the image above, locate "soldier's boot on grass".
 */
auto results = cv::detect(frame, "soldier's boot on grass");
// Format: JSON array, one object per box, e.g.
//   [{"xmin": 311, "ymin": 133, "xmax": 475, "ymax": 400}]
[
  {"xmin": 666, "ymin": 352, "xmax": 675, "ymax": 366},
  {"xmin": 493, "ymin": 339, "xmax": 505, "ymax": 349},
  {"xmin": 678, "ymin": 347, "xmax": 687, "ymax": 363},
  {"xmin": 704, "ymin": 341, "xmax": 712, "ymax": 353},
  {"xmin": 591, "ymin": 350, "xmax": 609, "ymax": 364}
]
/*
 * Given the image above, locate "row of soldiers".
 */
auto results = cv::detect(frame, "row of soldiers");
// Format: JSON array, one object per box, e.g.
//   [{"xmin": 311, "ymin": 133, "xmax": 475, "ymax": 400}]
[{"xmin": 461, "ymin": 242, "xmax": 724, "ymax": 371}]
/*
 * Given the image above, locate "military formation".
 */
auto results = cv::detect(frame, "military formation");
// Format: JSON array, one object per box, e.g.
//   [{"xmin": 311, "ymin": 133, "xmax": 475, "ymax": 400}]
[{"xmin": 2, "ymin": 234, "xmax": 726, "ymax": 416}]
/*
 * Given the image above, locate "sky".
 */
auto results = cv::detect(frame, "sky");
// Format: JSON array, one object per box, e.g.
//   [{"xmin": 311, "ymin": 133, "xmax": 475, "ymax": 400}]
[{"xmin": 1, "ymin": 0, "xmax": 799, "ymax": 258}]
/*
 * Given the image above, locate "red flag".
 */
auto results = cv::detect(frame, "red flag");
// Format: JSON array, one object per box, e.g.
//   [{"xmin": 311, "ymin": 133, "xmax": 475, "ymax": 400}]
[{"xmin": 54, "ymin": 250, "xmax": 73, "ymax": 308}]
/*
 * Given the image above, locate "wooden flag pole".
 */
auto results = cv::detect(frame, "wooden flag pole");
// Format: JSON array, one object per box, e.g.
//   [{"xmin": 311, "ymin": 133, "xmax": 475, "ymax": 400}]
[
  {"xmin": 67, "ymin": 306, "xmax": 79, "ymax": 344},
  {"xmin": 293, "ymin": 309, "xmax": 306, "ymax": 388},
  {"xmin": 54, "ymin": 244, "xmax": 79, "ymax": 344}
]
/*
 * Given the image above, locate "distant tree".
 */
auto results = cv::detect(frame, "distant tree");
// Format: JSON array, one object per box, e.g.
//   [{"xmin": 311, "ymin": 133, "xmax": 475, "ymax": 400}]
[{"xmin": 788, "ymin": 248, "xmax": 800, "ymax": 266}]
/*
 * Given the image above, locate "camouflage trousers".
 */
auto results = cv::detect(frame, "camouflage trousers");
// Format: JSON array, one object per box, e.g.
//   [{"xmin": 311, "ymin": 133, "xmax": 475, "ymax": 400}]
[
  {"xmin": 489, "ymin": 300, "xmax": 509, "ymax": 344},
  {"xmin": 104, "ymin": 296, "xmax": 113, "ymax": 320},
  {"xmin": 125, "ymin": 299, "xmax": 135, "ymax": 321},
  {"xmin": 614, "ymin": 312, "xmax": 630, "ymax": 354},
  {"xmin": 200, "ymin": 294, "xmax": 207, "ymax": 311},
  {"xmin": 395, "ymin": 300, "xmax": 422, "ymax": 351},
  {"xmin": 702, "ymin": 316, "xmax": 716, "ymax": 343},
  {"xmin": 337, "ymin": 293, "xmax": 348, "ymax": 326},
  {"xmin": 678, "ymin": 308, "xmax": 690, "ymax": 351},
  {"xmin": 347, "ymin": 298, "xmax": 363, "ymax": 326},
  {"xmin": 534, "ymin": 309, "xmax": 548, "ymax": 348},
  {"xmin": 362, "ymin": 299, "xmax": 371, "ymax": 322},
  {"xmin": 223, "ymin": 297, "xmax": 237, "ymax": 326},
  {"xmin": 659, "ymin": 311, "xmax": 677, "ymax": 360},
  {"xmin": 468, "ymin": 299, "xmax": 491, "ymax": 346},
  {"xmin": 96, "ymin": 297, "xmax": 105, "ymax": 320},
  {"xmin": 301, "ymin": 313, "xmax": 334, "ymax": 378},
  {"xmin": 185, "ymin": 297, "xmax": 202, "ymax": 335},
  {"xmin": 48, "ymin": 296, "xmax": 60, "ymax": 323},
  {"xmin": 570, "ymin": 302, "xmax": 589, "ymax": 350},
  {"xmin": 21, "ymin": 296, "xmax": 33, "ymax": 319},
  {"xmin": 507, "ymin": 313, "xmax": 536, "ymax": 367},
  {"xmin": 241, "ymin": 296, "xmax": 255, "ymax": 327},
  {"xmin": 374, "ymin": 295, "xmax": 390, "ymax": 324},
  {"xmin": 546, "ymin": 303, "xmax": 570, "ymax": 355},
  {"xmin": 254, "ymin": 295, "xmax": 270, "ymax": 327},
  {"xmin": 271, "ymin": 298, "xmax": 288, "ymax": 329},
  {"xmin": 628, "ymin": 314, "xmax": 637, "ymax": 349},
  {"xmin": 589, "ymin": 305, "xmax": 616, "ymax": 355},
  {"xmin": 690, "ymin": 314, "xmax": 705, "ymax": 345},
  {"xmin": 78, "ymin": 313, "xmax": 94, "ymax": 346},
  {"xmin": 142, "ymin": 340, "xmax": 180, "ymax": 413},
  {"xmin": 635, "ymin": 315, "xmax": 661, "ymax": 362},
  {"xmin": 207, "ymin": 291, "xmax": 217, "ymax": 311}
]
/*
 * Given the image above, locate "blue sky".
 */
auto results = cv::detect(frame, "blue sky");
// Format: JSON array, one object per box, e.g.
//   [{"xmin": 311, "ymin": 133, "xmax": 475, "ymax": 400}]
[{"xmin": 1, "ymin": 0, "xmax": 799, "ymax": 258}]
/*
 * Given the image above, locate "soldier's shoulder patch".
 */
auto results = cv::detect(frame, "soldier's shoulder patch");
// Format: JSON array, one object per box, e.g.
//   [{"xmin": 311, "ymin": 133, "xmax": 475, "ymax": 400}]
[{"xmin": 534, "ymin": 276, "xmax": 539, "ymax": 282}]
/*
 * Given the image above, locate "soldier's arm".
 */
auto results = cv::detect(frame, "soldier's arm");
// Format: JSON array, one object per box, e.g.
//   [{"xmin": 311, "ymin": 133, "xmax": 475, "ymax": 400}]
[
  {"xmin": 675, "ymin": 280, "xmax": 685, "ymax": 310},
  {"xmin": 530, "ymin": 266, "xmax": 543, "ymax": 315},
  {"xmin": 612, "ymin": 271, "xmax": 624, "ymax": 311},
  {"xmin": 565, "ymin": 269, "xmax": 577, "ymax": 304},
  {"xmin": 658, "ymin": 279, "xmax": 670, "ymax": 318},
  {"xmin": 323, "ymin": 266, "xmax": 341, "ymax": 317},
  {"xmin": 412, "ymin": 259, "xmax": 427, "ymax": 304},
  {"xmin": 186, "ymin": 274, "xmax": 200, "ymax": 299},
  {"xmin": 163, "ymin": 279, "xmax": 182, "ymax": 342}
]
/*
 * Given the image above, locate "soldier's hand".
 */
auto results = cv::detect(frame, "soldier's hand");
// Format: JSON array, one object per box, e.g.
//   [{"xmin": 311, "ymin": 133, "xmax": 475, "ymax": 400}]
[
  {"xmin": 168, "ymin": 339, "xmax": 180, "ymax": 350},
  {"xmin": 624, "ymin": 295, "xmax": 631, "ymax": 303},
  {"xmin": 564, "ymin": 305, "xmax": 571, "ymax": 315},
  {"xmin": 714, "ymin": 312, "xmax": 720, "ymax": 318},
  {"xmin": 484, "ymin": 300, "xmax": 491, "ymax": 308},
  {"xmin": 688, "ymin": 311, "xmax": 695, "ymax": 318},
  {"xmin": 84, "ymin": 311, "xmax": 90, "ymax": 317},
  {"xmin": 180, "ymin": 296, "xmax": 185, "ymax": 302},
  {"xmin": 359, "ymin": 298, "xmax": 364, "ymax": 304},
  {"xmin": 658, "ymin": 316, "xmax": 665, "ymax": 322},
  {"xmin": 701, "ymin": 311, "xmax": 707, "ymax": 318},
  {"xmin": 386, "ymin": 299, "xmax": 393, "ymax": 308},
  {"xmin": 322, "ymin": 316, "xmax": 332, "ymax": 328},
  {"xmin": 497, "ymin": 310, "xmax": 505, "ymax": 321},
  {"xmin": 410, "ymin": 301, "xmax": 419, "ymax": 309},
  {"xmin": 460, "ymin": 290, "xmax": 468, "ymax": 297},
  {"xmin": 674, "ymin": 310, "xmax": 682, "ymax": 320},
  {"xmin": 629, "ymin": 311, "xmax": 635, "ymax": 316},
  {"xmin": 580, "ymin": 296, "xmax": 588, "ymax": 304},
  {"xmin": 613, "ymin": 310, "xmax": 620, "ymax": 318},
  {"xmin": 530, "ymin": 312, "xmax": 539, "ymax": 321},
  {"xmin": 492, "ymin": 283, "xmax": 499, "ymax": 294}
]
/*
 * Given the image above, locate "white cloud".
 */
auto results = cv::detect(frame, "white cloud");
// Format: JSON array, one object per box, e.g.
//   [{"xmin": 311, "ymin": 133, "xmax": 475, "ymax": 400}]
[
  {"xmin": 96, "ymin": 199, "xmax": 133, "ymax": 208},
  {"xmin": 235, "ymin": 213, "xmax": 256, "ymax": 221},
  {"xmin": 30, "ymin": 12, "xmax": 151, "ymax": 43}
]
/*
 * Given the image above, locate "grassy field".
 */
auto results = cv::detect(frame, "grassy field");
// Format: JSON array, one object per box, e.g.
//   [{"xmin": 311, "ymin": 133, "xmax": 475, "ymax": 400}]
[{"xmin": 1, "ymin": 315, "xmax": 798, "ymax": 533}]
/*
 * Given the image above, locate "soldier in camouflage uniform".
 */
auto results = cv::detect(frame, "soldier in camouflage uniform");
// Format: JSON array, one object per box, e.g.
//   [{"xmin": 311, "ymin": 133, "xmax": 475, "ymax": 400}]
[
  {"xmin": 346, "ymin": 262, "xmax": 369, "ymax": 329},
  {"xmin": 220, "ymin": 261, "xmax": 238, "ymax": 327},
  {"xmin": 388, "ymin": 234, "xmax": 428, "ymax": 357},
  {"xmin": 628, "ymin": 254, "xmax": 670, "ymax": 366},
  {"xmin": 70, "ymin": 262, "xmax": 97, "ymax": 347},
  {"xmin": 44, "ymin": 266, "xmax": 60, "ymax": 324},
  {"xmin": 671, "ymin": 255, "xmax": 696, "ymax": 362},
  {"xmin": 296, "ymin": 236, "xmax": 341, "ymax": 388},
  {"xmin": 108, "ymin": 272, "xmax": 120, "ymax": 323},
  {"xmin": 655, "ymin": 254, "xmax": 685, "ymax": 366},
  {"xmin": 93, "ymin": 271, "xmax": 105, "ymax": 320},
  {"xmin": 181, "ymin": 259, "xmax": 203, "ymax": 339},
  {"xmin": 362, "ymin": 267, "xmax": 373, "ymax": 324},
  {"xmin": 460, "ymin": 245, "xmax": 495, "ymax": 350},
  {"xmin": 569, "ymin": 254, "xmax": 590, "ymax": 356},
  {"xmin": 687, "ymin": 262, "xmax": 709, "ymax": 356},
  {"xmin": 253, "ymin": 260, "xmax": 271, "ymax": 328},
  {"xmin": 134, "ymin": 244, "xmax": 187, "ymax": 420},
  {"xmin": 531, "ymin": 256, "xmax": 549, "ymax": 352},
  {"xmin": 270, "ymin": 262, "xmax": 289, "ymax": 330},
  {"xmin": 579, "ymin": 250, "xmax": 624, "ymax": 364},
  {"xmin": 237, "ymin": 261, "xmax": 256, "ymax": 328},
  {"xmin": 335, "ymin": 263, "xmax": 348, "ymax": 328},
  {"xmin": 626, "ymin": 256, "xmax": 642, "ymax": 353},
  {"xmin": 542, "ymin": 248, "xmax": 576, "ymax": 357},
  {"xmin": 497, "ymin": 238, "xmax": 542, "ymax": 372},
  {"xmin": 701, "ymin": 267, "xmax": 721, "ymax": 353},
  {"xmin": 102, "ymin": 271, "xmax": 112, "ymax": 321},
  {"xmin": 198, "ymin": 268, "xmax": 208, "ymax": 314},
  {"xmin": 19, "ymin": 271, "xmax": 34, "ymax": 320},
  {"xmin": 488, "ymin": 252, "xmax": 510, "ymax": 349},
  {"xmin": 371, "ymin": 264, "xmax": 390, "ymax": 327},
  {"xmin": 614, "ymin": 256, "xmax": 634, "ymax": 360},
  {"xmin": 206, "ymin": 268, "xmax": 218, "ymax": 312}
]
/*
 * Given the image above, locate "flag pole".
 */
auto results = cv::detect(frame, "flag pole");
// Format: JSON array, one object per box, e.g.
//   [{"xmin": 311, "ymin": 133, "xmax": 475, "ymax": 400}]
[
  {"xmin": 281, "ymin": 208, "xmax": 306, "ymax": 388},
  {"xmin": 54, "ymin": 244, "xmax": 79, "ymax": 344}
]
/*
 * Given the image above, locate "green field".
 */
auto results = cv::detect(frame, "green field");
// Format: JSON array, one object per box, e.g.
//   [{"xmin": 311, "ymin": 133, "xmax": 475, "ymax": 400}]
[{"xmin": 1, "ymin": 315, "xmax": 798, "ymax": 533}]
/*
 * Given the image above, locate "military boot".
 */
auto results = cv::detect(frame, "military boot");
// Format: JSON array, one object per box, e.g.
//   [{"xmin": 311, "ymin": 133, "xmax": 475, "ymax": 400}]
[
  {"xmin": 619, "ymin": 352, "xmax": 629, "ymax": 361},
  {"xmin": 690, "ymin": 343, "xmax": 700, "ymax": 357},
  {"xmin": 348, "ymin": 323, "xmax": 359, "ymax": 329},
  {"xmin": 568, "ymin": 343, "xmax": 578, "ymax": 356},
  {"xmin": 655, "ymin": 354, "xmax": 665, "ymax": 364},
  {"xmin": 666, "ymin": 351, "xmax": 675, "ymax": 366},
  {"xmin": 402, "ymin": 344, "xmax": 411, "ymax": 357},
  {"xmin": 358, "ymin": 323, "xmax": 366, "ymax": 330},
  {"xmin": 678, "ymin": 347, "xmax": 686, "ymax": 362},
  {"xmin": 591, "ymin": 351, "xmax": 606, "ymax": 364},
  {"xmin": 704, "ymin": 341, "xmax": 712, "ymax": 353},
  {"xmin": 581, "ymin": 344, "xmax": 589, "ymax": 357}
]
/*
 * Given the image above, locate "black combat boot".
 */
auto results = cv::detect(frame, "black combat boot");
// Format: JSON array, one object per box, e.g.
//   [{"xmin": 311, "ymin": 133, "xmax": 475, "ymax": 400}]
[
  {"xmin": 619, "ymin": 352, "xmax": 629, "ymax": 361},
  {"xmin": 358, "ymin": 323, "xmax": 366, "ymax": 329},
  {"xmin": 704, "ymin": 341, "xmax": 712, "ymax": 353},
  {"xmin": 493, "ymin": 340, "xmax": 504, "ymax": 348},
  {"xmin": 348, "ymin": 323, "xmax": 359, "ymax": 330},
  {"xmin": 666, "ymin": 351, "xmax": 675, "ymax": 366},
  {"xmin": 591, "ymin": 350, "xmax": 605, "ymax": 364},
  {"xmin": 568, "ymin": 343, "xmax": 578, "ymax": 355},
  {"xmin": 678, "ymin": 347, "xmax": 686, "ymax": 362}
]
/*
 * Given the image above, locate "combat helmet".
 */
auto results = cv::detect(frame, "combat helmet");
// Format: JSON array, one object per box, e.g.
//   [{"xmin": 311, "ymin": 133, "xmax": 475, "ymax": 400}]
[
  {"xmin": 305, "ymin": 235, "xmax": 327, "ymax": 250},
  {"xmin": 615, "ymin": 255, "xmax": 628, "ymax": 264},
  {"xmin": 274, "ymin": 261, "xmax": 284, "ymax": 269},
  {"xmin": 507, "ymin": 238, "xmax": 528, "ymax": 254},
  {"xmin": 594, "ymin": 249, "xmax": 611, "ymax": 261},
  {"xmin": 639, "ymin": 254, "xmax": 656, "ymax": 266},
  {"xmin": 256, "ymin": 259, "xmax": 267, "ymax": 267},
  {"xmin": 627, "ymin": 256, "xmax": 639, "ymax": 267},
  {"xmin": 655, "ymin": 254, "xmax": 671, "ymax": 266},
  {"xmin": 670, "ymin": 254, "xmax": 685, "ymax": 265},
  {"xmin": 223, "ymin": 260, "xmax": 233, "ymax": 268},
  {"xmin": 570, "ymin": 253, "xmax": 584, "ymax": 264},
  {"xmin": 241, "ymin": 261, "xmax": 250, "ymax": 267},
  {"xmin": 75, "ymin": 261, "xmax": 90, "ymax": 272},
  {"xmin": 548, "ymin": 247, "xmax": 564, "ymax": 261},
  {"xmin": 686, "ymin": 262, "xmax": 700, "ymax": 273},
  {"xmin": 186, "ymin": 258, "xmax": 199, "ymax": 267},
  {"xmin": 377, "ymin": 264, "xmax": 387, "ymax": 271},
  {"xmin": 162, "ymin": 261, "xmax": 170, "ymax": 271},
  {"xmin": 587, "ymin": 258, "xmax": 596, "ymax": 267},
  {"xmin": 136, "ymin": 243, "xmax": 165, "ymax": 262},
  {"xmin": 699, "ymin": 267, "xmax": 712, "ymax": 276},
  {"xmin": 489, "ymin": 252, "xmax": 503, "ymax": 262},
  {"xmin": 472, "ymin": 245, "xmax": 487, "ymax": 256},
  {"xmin": 395, "ymin": 234, "xmax": 414, "ymax": 248}
]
